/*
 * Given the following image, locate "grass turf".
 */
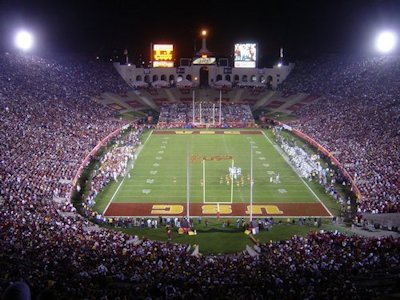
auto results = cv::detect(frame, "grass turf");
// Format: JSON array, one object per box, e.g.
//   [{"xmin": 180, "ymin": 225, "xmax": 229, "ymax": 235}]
[
  {"xmin": 94, "ymin": 129, "xmax": 332, "ymax": 213},
  {"xmin": 90, "ymin": 128, "xmax": 342, "ymax": 254},
  {"xmin": 109, "ymin": 218, "xmax": 349, "ymax": 255}
]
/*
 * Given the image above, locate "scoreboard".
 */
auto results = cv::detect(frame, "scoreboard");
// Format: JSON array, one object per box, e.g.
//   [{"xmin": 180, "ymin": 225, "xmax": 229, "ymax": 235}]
[{"xmin": 153, "ymin": 44, "xmax": 174, "ymax": 68}]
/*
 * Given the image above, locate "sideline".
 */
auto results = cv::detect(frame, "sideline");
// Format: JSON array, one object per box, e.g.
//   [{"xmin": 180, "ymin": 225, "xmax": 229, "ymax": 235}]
[
  {"xmin": 261, "ymin": 130, "xmax": 333, "ymax": 217},
  {"xmin": 102, "ymin": 130, "xmax": 153, "ymax": 215}
]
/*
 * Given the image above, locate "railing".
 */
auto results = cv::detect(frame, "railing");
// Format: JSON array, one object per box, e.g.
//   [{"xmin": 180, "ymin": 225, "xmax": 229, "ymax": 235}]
[{"xmin": 271, "ymin": 119, "xmax": 362, "ymax": 199}]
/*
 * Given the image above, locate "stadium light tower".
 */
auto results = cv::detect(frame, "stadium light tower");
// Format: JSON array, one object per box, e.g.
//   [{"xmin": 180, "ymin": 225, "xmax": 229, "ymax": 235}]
[
  {"xmin": 375, "ymin": 31, "xmax": 397, "ymax": 54},
  {"xmin": 15, "ymin": 30, "xmax": 34, "ymax": 51},
  {"xmin": 197, "ymin": 29, "xmax": 212, "ymax": 57}
]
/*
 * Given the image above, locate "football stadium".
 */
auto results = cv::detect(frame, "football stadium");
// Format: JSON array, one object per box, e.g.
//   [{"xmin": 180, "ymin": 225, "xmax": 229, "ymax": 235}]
[{"xmin": 1, "ymin": 1, "xmax": 400, "ymax": 299}]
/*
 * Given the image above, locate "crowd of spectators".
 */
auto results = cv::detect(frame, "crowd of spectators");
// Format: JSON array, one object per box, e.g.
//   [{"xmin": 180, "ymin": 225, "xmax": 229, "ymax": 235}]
[
  {"xmin": 157, "ymin": 102, "xmax": 255, "ymax": 128},
  {"xmin": 0, "ymin": 53, "xmax": 128, "ymax": 203},
  {"xmin": 83, "ymin": 127, "xmax": 142, "ymax": 214},
  {"xmin": 0, "ymin": 52, "xmax": 399, "ymax": 298},
  {"xmin": 279, "ymin": 54, "xmax": 400, "ymax": 213},
  {"xmin": 1, "ymin": 204, "xmax": 399, "ymax": 299}
]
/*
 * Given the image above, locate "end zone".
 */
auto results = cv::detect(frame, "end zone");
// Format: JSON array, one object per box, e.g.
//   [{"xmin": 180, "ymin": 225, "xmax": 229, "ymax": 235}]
[{"xmin": 104, "ymin": 202, "xmax": 332, "ymax": 218}]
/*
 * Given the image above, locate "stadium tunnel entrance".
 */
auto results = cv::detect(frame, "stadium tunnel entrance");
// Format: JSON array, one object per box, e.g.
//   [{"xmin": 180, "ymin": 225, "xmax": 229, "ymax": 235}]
[{"xmin": 200, "ymin": 66, "xmax": 209, "ymax": 87}]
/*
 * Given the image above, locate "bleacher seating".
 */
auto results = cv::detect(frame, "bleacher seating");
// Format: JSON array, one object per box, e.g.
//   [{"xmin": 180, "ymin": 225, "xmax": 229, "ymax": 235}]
[{"xmin": 0, "ymin": 52, "xmax": 399, "ymax": 299}]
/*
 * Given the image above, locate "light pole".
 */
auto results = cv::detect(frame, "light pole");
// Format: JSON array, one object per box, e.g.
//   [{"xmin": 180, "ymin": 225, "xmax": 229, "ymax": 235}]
[{"xmin": 15, "ymin": 30, "xmax": 33, "ymax": 51}]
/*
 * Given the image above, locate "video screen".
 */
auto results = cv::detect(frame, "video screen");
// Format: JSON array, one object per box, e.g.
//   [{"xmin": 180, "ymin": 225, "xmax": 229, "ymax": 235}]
[{"xmin": 234, "ymin": 43, "xmax": 257, "ymax": 68}]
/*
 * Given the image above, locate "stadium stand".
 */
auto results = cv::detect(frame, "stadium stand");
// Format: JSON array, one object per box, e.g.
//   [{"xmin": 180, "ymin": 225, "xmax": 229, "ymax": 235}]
[
  {"xmin": 0, "ymin": 52, "xmax": 399, "ymax": 299},
  {"xmin": 279, "ymin": 54, "xmax": 400, "ymax": 214},
  {"xmin": 157, "ymin": 102, "xmax": 255, "ymax": 128}
]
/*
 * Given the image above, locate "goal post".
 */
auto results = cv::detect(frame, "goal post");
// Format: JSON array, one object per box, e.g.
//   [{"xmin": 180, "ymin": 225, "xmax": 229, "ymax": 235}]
[
  {"xmin": 202, "ymin": 159, "xmax": 206, "ymax": 203},
  {"xmin": 230, "ymin": 159, "xmax": 234, "ymax": 203}
]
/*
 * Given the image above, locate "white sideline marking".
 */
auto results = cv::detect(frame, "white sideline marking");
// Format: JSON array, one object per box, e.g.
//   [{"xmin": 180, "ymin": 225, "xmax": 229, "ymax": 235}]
[
  {"xmin": 102, "ymin": 130, "xmax": 153, "ymax": 215},
  {"xmin": 261, "ymin": 130, "xmax": 333, "ymax": 217}
]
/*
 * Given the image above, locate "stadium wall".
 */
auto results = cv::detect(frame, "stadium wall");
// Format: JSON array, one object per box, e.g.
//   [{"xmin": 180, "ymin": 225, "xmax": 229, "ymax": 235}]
[{"xmin": 114, "ymin": 63, "xmax": 294, "ymax": 89}]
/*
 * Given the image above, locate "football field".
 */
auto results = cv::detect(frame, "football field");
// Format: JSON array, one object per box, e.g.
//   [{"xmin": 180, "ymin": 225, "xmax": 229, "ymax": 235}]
[{"xmin": 99, "ymin": 129, "xmax": 333, "ymax": 218}]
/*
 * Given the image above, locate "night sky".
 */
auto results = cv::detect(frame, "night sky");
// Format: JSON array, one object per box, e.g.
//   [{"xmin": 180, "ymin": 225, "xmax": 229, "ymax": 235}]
[{"xmin": 0, "ymin": 0, "xmax": 399, "ymax": 65}]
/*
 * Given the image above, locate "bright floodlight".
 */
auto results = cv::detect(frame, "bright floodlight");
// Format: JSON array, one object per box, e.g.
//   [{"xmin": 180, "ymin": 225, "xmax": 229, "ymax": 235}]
[
  {"xmin": 375, "ymin": 31, "xmax": 397, "ymax": 53},
  {"xmin": 15, "ymin": 31, "xmax": 33, "ymax": 51}
]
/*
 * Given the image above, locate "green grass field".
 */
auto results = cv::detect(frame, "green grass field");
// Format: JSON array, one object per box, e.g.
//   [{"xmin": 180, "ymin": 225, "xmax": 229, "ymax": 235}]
[
  {"xmin": 89, "ymin": 128, "xmax": 345, "ymax": 254},
  {"xmin": 94, "ymin": 129, "xmax": 337, "ymax": 217},
  {"xmin": 112, "ymin": 220, "xmax": 347, "ymax": 255}
]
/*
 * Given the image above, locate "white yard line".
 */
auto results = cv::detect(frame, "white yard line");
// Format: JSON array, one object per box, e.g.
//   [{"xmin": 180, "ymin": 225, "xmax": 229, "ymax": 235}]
[
  {"xmin": 102, "ymin": 177, "xmax": 127, "ymax": 215},
  {"xmin": 102, "ymin": 130, "xmax": 153, "ymax": 215},
  {"xmin": 261, "ymin": 130, "xmax": 333, "ymax": 217}
]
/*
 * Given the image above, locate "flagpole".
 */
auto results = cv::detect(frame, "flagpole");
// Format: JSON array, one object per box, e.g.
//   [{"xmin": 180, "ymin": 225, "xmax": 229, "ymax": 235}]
[{"xmin": 124, "ymin": 49, "xmax": 129, "ymax": 64}]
